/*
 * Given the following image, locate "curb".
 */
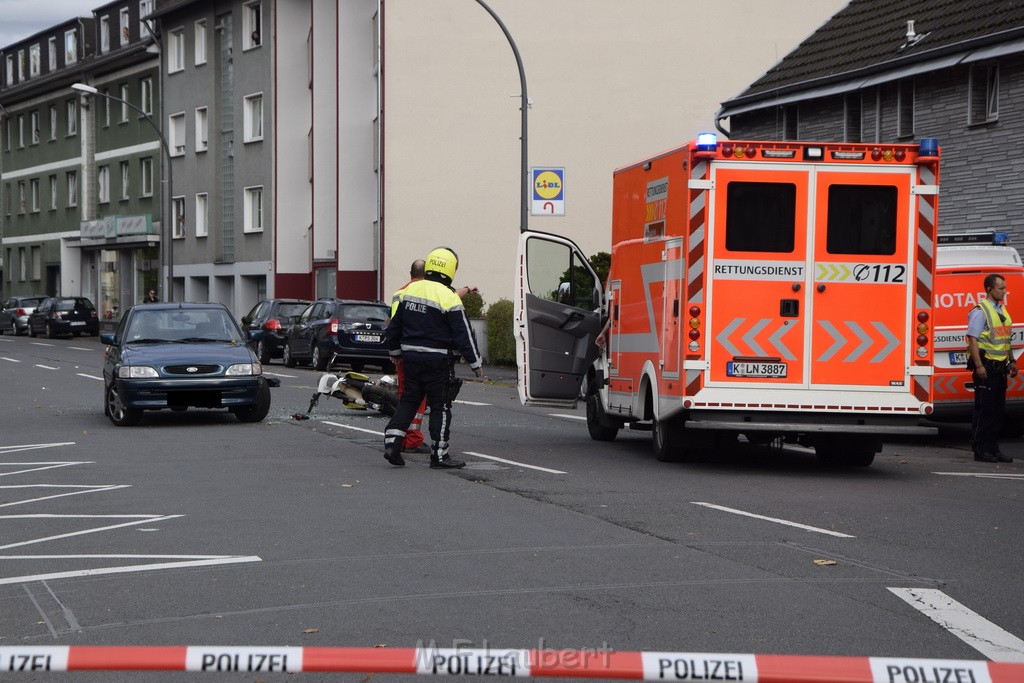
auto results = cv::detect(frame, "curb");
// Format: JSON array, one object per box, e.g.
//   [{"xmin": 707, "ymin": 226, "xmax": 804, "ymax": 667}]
[{"xmin": 2, "ymin": 646, "xmax": 1022, "ymax": 680}]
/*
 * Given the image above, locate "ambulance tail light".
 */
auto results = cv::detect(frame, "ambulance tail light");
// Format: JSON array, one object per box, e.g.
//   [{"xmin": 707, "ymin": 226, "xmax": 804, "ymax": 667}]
[
  {"xmin": 687, "ymin": 305, "xmax": 702, "ymax": 351},
  {"xmin": 915, "ymin": 311, "xmax": 930, "ymax": 358}
]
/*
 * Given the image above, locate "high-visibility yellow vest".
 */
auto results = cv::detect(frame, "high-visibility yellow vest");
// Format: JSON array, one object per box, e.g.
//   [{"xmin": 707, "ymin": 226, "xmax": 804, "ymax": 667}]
[{"xmin": 975, "ymin": 297, "xmax": 1013, "ymax": 361}]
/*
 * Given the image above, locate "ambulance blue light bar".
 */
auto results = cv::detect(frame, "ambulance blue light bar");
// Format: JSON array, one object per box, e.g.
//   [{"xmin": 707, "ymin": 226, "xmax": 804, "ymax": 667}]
[
  {"xmin": 919, "ymin": 138, "xmax": 939, "ymax": 157},
  {"xmin": 937, "ymin": 231, "xmax": 1011, "ymax": 245},
  {"xmin": 696, "ymin": 133, "xmax": 717, "ymax": 152}
]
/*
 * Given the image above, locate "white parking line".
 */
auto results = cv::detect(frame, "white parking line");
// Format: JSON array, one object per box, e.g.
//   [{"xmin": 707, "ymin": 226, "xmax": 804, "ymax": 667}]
[
  {"xmin": 889, "ymin": 588, "xmax": 1024, "ymax": 662},
  {"xmin": 30, "ymin": 342, "xmax": 54, "ymax": 347},
  {"xmin": 0, "ymin": 556, "xmax": 263, "ymax": 586},
  {"xmin": 0, "ymin": 484, "xmax": 131, "ymax": 508},
  {"xmin": 0, "ymin": 514, "xmax": 184, "ymax": 551},
  {"xmin": 550, "ymin": 413, "xmax": 586, "ymax": 421},
  {"xmin": 35, "ymin": 364, "xmax": 59, "ymax": 370},
  {"xmin": 0, "ymin": 357, "xmax": 20, "ymax": 363},
  {"xmin": 463, "ymin": 451, "xmax": 567, "ymax": 474},
  {"xmin": 691, "ymin": 502, "xmax": 856, "ymax": 538},
  {"xmin": 0, "ymin": 442, "xmax": 76, "ymax": 454},
  {"xmin": 933, "ymin": 472, "xmax": 1024, "ymax": 480},
  {"xmin": 0, "ymin": 462, "xmax": 93, "ymax": 477},
  {"xmin": 264, "ymin": 371, "xmax": 297, "ymax": 378},
  {"xmin": 455, "ymin": 399, "xmax": 490, "ymax": 406},
  {"xmin": 76, "ymin": 373, "xmax": 103, "ymax": 381},
  {"xmin": 68, "ymin": 346, "xmax": 92, "ymax": 351},
  {"xmin": 322, "ymin": 420, "xmax": 382, "ymax": 436}
]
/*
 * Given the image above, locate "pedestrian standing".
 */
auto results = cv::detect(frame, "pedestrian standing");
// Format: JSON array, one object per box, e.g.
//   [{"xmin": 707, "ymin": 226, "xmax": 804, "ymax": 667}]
[
  {"xmin": 967, "ymin": 273, "xmax": 1017, "ymax": 463},
  {"xmin": 142, "ymin": 290, "xmax": 159, "ymax": 303},
  {"xmin": 383, "ymin": 247, "xmax": 483, "ymax": 468},
  {"xmin": 391, "ymin": 259, "xmax": 430, "ymax": 454}
]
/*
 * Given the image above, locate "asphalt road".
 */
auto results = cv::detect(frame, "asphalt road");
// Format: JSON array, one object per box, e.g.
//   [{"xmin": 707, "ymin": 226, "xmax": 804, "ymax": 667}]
[{"xmin": 0, "ymin": 331, "xmax": 1022, "ymax": 681}]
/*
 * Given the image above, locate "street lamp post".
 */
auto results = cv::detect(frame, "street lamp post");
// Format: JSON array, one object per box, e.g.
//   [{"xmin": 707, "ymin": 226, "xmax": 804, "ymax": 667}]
[
  {"xmin": 474, "ymin": 0, "xmax": 529, "ymax": 233},
  {"xmin": 71, "ymin": 82, "xmax": 175, "ymax": 302}
]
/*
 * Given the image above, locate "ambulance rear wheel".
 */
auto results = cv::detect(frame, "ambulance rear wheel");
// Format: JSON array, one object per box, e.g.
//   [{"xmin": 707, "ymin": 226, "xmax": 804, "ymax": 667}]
[
  {"xmin": 653, "ymin": 416, "xmax": 685, "ymax": 462},
  {"xmin": 586, "ymin": 393, "xmax": 619, "ymax": 442},
  {"xmin": 814, "ymin": 437, "xmax": 878, "ymax": 467}
]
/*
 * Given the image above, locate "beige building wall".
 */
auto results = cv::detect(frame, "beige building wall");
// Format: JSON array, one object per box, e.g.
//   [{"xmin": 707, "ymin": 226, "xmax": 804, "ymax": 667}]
[{"xmin": 382, "ymin": 0, "xmax": 848, "ymax": 305}]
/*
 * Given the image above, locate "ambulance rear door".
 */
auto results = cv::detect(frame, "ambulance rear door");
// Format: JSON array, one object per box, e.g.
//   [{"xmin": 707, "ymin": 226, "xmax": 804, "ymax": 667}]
[{"xmin": 515, "ymin": 230, "xmax": 603, "ymax": 407}]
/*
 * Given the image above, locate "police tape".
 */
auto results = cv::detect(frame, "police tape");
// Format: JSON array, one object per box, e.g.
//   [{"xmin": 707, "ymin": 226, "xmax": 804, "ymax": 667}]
[{"xmin": 1, "ymin": 646, "xmax": 1023, "ymax": 680}]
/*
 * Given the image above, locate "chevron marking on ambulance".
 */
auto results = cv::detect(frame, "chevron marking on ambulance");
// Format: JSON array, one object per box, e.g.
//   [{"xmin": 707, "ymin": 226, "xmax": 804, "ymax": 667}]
[
  {"xmin": 816, "ymin": 320, "xmax": 900, "ymax": 363},
  {"xmin": 933, "ymin": 375, "xmax": 960, "ymax": 395},
  {"xmin": 718, "ymin": 318, "xmax": 798, "ymax": 359},
  {"xmin": 716, "ymin": 319, "xmax": 745, "ymax": 356},
  {"xmin": 815, "ymin": 263, "xmax": 852, "ymax": 282}
]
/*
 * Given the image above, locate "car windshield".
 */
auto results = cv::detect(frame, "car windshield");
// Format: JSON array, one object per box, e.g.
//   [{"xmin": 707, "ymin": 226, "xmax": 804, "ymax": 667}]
[
  {"xmin": 56, "ymin": 298, "xmax": 93, "ymax": 311},
  {"xmin": 340, "ymin": 305, "xmax": 389, "ymax": 322},
  {"xmin": 126, "ymin": 309, "xmax": 241, "ymax": 343}
]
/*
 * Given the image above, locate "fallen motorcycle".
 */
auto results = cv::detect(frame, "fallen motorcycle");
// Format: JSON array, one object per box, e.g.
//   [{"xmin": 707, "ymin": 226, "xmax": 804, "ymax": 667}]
[{"xmin": 295, "ymin": 356, "xmax": 399, "ymax": 420}]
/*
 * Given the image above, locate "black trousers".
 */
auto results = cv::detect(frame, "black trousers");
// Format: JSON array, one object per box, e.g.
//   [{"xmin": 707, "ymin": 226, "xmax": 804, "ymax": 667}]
[
  {"xmin": 384, "ymin": 358, "xmax": 454, "ymax": 458},
  {"xmin": 971, "ymin": 362, "xmax": 1007, "ymax": 456}
]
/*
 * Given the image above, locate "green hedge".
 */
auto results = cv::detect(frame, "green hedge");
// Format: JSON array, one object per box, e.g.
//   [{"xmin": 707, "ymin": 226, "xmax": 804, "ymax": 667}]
[
  {"xmin": 462, "ymin": 291, "xmax": 484, "ymax": 318},
  {"xmin": 486, "ymin": 298, "xmax": 516, "ymax": 365}
]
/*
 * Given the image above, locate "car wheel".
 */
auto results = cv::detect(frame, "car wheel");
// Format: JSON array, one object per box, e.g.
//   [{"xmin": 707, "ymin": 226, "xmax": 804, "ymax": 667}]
[
  {"xmin": 28, "ymin": 322, "xmax": 37, "ymax": 338},
  {"xmin": 256, "ymin": 340, "xmax": 271, "ymax": 364},
  {"xmin": 362, "ymin": 383, "xmax": 398, "ymax": 416},
  {"xmin": 232, "ymin": 380, "xmax": 271, "ymax": 423},
  {"xmin": 312, "ymin": 344, "xmax": 328, "ymax": 371},
  {"xmin": 586, "ymin": 392, "xmax": 619, "ymax": 442},
  {"xmin": 283, "ymin": 341, "xmax": 297, "ymax": 368},
  {"xmin": 12, "ymin": 321, "xmax": 21, "ymax": 336},
  {"xmin": 105, "ymin": 383, "xmax": 142, "ymax": 427},
  {"xmin": 46, "ymin": 323, "xmax": 57, "ymax": 339}
]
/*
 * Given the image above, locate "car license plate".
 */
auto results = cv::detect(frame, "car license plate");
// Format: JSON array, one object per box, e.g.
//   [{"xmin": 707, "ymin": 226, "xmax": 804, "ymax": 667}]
[
  {"xmin": 948, "ymin": 351, "xmax": 967, "ymax": 365},
  {"xmin": 70, "ymin": 321, "xmax": 85, "ymax": 326},
  {"xmin": 727, "ymin": 362, "xmax": 787, "ymax": 378},
  {"xmin": 355, "ymin": 333, "xmax": 381, "ymax": 343}
]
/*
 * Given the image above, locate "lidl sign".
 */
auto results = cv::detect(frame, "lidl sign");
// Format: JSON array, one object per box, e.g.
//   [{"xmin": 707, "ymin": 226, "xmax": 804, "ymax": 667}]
[{"xmin": 531, "ymin": 167, "xmax": 565, "ymax": 216}]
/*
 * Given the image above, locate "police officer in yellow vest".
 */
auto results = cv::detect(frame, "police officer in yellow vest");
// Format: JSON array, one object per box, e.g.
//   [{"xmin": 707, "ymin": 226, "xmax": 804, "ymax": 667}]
[{"xmin": 967, "ymin": 274, "xmax": 1018, "ymax": 463}]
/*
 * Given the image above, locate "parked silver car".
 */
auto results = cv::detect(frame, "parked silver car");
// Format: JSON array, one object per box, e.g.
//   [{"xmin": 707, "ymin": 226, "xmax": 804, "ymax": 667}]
[{"xmin": 0, "ymin": 295, "xmax": 47, "ymax": 336}]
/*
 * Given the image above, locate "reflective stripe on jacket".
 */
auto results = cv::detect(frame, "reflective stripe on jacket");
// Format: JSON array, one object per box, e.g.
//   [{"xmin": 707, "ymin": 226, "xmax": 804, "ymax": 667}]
[
  {"xmin": 975, "ymin": 297, "xmax": 1013, "ymax": 361},
  {"xmin": 386, "ymin": 278, "xmax": 482, "ymax": 368}
]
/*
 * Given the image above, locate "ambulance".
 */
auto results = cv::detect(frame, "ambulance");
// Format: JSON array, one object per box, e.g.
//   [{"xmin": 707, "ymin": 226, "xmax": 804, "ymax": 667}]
[
  {"xmin": 515, "ymin": 134, "xmax": 942, "ymax": 466},
  {"xmin": 931, "ymin": 230, "xmax": 1024, "ymax": 432}
]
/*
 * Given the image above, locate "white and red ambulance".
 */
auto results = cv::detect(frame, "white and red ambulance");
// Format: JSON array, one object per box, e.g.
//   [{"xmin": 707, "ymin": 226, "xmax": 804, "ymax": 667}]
[{"xmin": 515, "ymin": 134, "xmax": 942, "ymax": 466}]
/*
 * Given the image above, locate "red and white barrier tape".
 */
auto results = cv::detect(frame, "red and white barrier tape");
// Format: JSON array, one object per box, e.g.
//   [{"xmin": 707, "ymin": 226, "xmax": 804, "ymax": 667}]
[{"xmin": 1, "ymin": 646, "xmax": 1022, "ymax": 681}]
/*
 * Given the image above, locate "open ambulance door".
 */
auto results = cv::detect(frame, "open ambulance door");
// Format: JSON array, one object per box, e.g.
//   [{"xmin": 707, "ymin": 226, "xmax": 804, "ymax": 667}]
[{"xmin": 515, "ymin": 230, "xmax": 603, "ymax": 407}]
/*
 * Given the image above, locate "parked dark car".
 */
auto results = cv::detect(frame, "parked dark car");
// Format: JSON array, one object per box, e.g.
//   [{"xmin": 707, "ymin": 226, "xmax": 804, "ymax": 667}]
[
  {"xmin": 283, "ymin": 298, "xmax": 394, "ymax": 372},
  {"xmin": 0, "ymin": 295, "xmax": 46, "ymax": 336},
  {"xmin": 27, "ymin": 297, "xmax": 99, "ymax": 338},
  {"xmin": 240, "ymin": 298, "xmax": 311, "ymax": 363},
  {"xmin": 100, "ymin": 302, "xmax": 273, "ymax": 426}
]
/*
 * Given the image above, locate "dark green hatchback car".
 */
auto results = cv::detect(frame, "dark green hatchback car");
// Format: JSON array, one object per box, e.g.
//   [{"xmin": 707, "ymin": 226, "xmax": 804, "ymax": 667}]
[{"xmin": 101, "ymin": 302, "xmax": 273, "ymax": 426}]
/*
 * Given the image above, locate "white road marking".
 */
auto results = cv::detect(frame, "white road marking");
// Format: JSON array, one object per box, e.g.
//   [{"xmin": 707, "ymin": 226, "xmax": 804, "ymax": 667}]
[
  {"xmin": 0, "ymin": 514, "xmax": 164, "ymax": 519},
  {"xmin": 30, "ymin": 342, "xmax": 54, "ymax": 347},
  {"xmin": 322, "ymin": 420, "xmax": 382, "ymax": 436},
  {"xmin": 462, "ymin": 451, "xmax": 567, "ymax": 474},
  {"xmin": 550, "ymin": 413, "xmax": 586, "ymax": 421},
  {"xmin": 889, "ymin": 587, "xmax": 1024, "ymax": 662},
  {"xmin": 933, "ymin": 471, "xmax": 1024, "ymax": 480},
  {"xmin": 76, "ymin": 373, "xmax": 103, "ymax": 381},
  {"xmin": 0, "ymin": 514, "xmax": 184, "ymax": 551},
  {"xmin": 0, "ymin": 553, "xmax": 247, "ymax": 559},
  {"xmin": 691, "ymin": 501, "xmax": 856, "ymax": 538},
  {"xmin": 264, "ymin": 371, "xmax": 297, "ymax": 378},
  {"xmin": 35, "ymin": 364, "xmax": 59, "ymax": 370},
  {"xmin": 0, "ymin": 556, "xmax": 263, "ymax": 586},
  {"xmin": 455, "ymin": 399, "xmax": 490, "ymax": 406},
  {"xmin": 68, "ymin": 346, "xmax": 91, "ymax": 351},
  {"xmin": 0, "ymin": 462, "xmax": 93, "ymax": 477},
  {"xmin": 0, "ymin": 484, "xmax": 130, "ymax": 508},
  {"xmin": 0, "ymin": 357, "xmax": 20, "ymax": 363},
  {"xmin": 0, "ymin": 442, "xmax": 75, "ymax": 454}
]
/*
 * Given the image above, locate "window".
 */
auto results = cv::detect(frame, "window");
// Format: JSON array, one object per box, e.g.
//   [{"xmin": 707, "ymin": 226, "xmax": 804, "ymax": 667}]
[
  {"xmin": 172, "ymin": 197, "xmax": 185, "ymax": 238},
  {"xmin": 31, "ymin": 247, "xmax": 41, "ymax": 280},
  {"xmin": 4, "ymin": 55, "xmax": 12, "ymax": 85},
  {"xmin": 897, "ymin": 78, "xmax": 914, "ymax": 138},
  {"xmin": 141, "ymin": 77, "xmax": 153, "ymax": 115},
  {"xmin": 169, "ymin": 112, "xmax": 186, "ymax": 155},
  {"xmin": 243, "ymin": 1, "xmax": 262, "ymax": 50},
  {"xmin": 244, "ymin": 186, "xmax": 263, "ymax": 233},
  {"xmin": 120, "ymin": 8, "xmax": 130, "ymax": 45},
  {"xmin": 17, "ymin": 181, "xmax": 26, "ymax": 214},
  {"xmin": 195, "ymin": 19, "xmax": 207, "ymax": 65},
  {"xmin": 66, "ymin": 99, "xmax": 77, "ymax": 136},
  {"xmin": 17, "ymin": 114, "xmax": 24, "ymax": 148},
  {"xmin": 49, "ymin": 175, "xmax": 57, "ymax": 210},
  {"xmin": 29, "ymin": 178, "xmax": 39, "ymax": 212},
  {"xmin": 140, "ymin": 0, "xmax": 154, "ymax": 39},
  {"xmin": 168, "ymin": 28, "xmax": 184, "ymax": 73},
  {"xmin": 725, "ymin": 181, "xmax": 796, "ymax": 253},
  {"xmin": 969, "ymin": 63, "xmax": 999, "ymax": 125},
  {"xmin": 195, "ymin": 193, "xmax": 208, "ymax": 237},
  {"xmin": 140, "ymin": 157, "xmax": 153, "ymax": 196},
  {"xmin": 3, "ymin": 119, "xmax": 8, "ymax": 152},
  {"xmin": 243, "ymin": 93, "xmax": 263, "ymax": 142},
  {"xmin": 102, "ymin": 89, "xmax": 111, "ymax": 127},
  {"xmin": 120, "ymin": 83, "xmax": 130, "ymax": 122},
  {"xmin": 49, "ymin": 105, "xmax": 57, "ymax": 140},
  {"xmin": 195, "ymin": 107, "xmax": 208, "ymax": 152},
  {"xmin": 120, "ymin": 161, "xmax": 130, "ymax": 200},
  {"xmin": 30, "ymin": 111, "xmax": 39, "ymax": 144},
  {"xmin": 48, "ymin": 37, "xmax": 56, "ymax": 70},
  {"xmin": 29, "ymin": 44, "xmax": 40, "ymax": 77},
  {"xmin": 67, "ymin": 171, "xmax": 78, "ymax": 207},
  {"xmin": 3, "ymin": 182, "xmax": 10, "ymax": 214},
  {"xmin": 17, "ymin": 50, "xmax": 24, "ymax": 80},
  {"xmin": 98, "ymin": 165, "xmax": 110, "ymax": 204},
  {"xmin": 100, "ymin": 15, "xmax": 110, "ymax": 52},
  {"xmin": 65, "ymin": 29, "xmax": 78, "ymax": 65},
  {"xmin": 826, "ymin": 185, "xmax": 898, "ymax": 255}
]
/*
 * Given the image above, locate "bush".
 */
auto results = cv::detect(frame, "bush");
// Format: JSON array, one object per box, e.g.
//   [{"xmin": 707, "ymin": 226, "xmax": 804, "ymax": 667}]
[
  {"xmin": 462, "ymin": 291, "xmax": 484, "ymax": 318},
  {"xmin": 486, "ymin": 298, "xmax": 516, "ymax": 365}
]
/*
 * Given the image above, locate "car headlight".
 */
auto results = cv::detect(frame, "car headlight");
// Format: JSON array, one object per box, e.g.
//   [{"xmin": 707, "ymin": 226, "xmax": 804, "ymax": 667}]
[
  {"xmin": 117, "ymin": 365, "xmax": 158, "ymax": 378},
  {"xmin": 226, "ymin": 362, "xmax": 261, "ymax": 376}
]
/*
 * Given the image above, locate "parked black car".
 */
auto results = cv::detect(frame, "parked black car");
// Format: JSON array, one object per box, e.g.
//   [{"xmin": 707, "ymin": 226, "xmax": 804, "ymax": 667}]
[
  {"xmin": 101, "ymin": 302, "xmax": 272, "ymax": 426},
  {"xmin": 240, "ymin": 298, "xmax": 311, "ymax": 363},
  {"xmin": 27, "ymin": 297, "xmax": 99, "ymax": 338},
  {"xmin": 0, "ymin": 295, "xmax": 46, "ymax": 336},
  {"xmin": 283, "ymin": 298, "xmax": 394, "ymax": 372}
]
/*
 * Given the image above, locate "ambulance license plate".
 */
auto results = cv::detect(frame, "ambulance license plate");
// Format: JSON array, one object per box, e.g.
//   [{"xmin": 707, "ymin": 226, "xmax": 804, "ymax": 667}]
[
  {"xmin": 727, "ymin": 362, "xmax": 787, "ymax": 378},
  {"xmin": 948, "ymin": 351, "xmax": 967, "ymax": 365},
  {"xmin": 355, "ymin": 333, "xmax": 381, "ymax": 343}
]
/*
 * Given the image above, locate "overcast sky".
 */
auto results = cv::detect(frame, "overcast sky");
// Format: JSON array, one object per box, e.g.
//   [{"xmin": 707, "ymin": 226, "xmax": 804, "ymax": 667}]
[{"xmin": 0, "ymin": 0, "xmax": 98, "ymax": 49}]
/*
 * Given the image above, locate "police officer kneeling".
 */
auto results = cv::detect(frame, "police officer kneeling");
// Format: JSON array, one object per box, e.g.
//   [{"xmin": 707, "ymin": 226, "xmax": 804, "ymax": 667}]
[{"xmin": 383, "ymin": 247, "xmax": 483, "ymax": 468}]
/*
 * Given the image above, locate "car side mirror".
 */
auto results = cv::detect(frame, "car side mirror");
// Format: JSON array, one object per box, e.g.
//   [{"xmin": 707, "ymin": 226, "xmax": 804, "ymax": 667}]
[
  {"xmin": 99, "ymin": 333, "xmax": 115, "ymax": 345},
  {"xmin": 247, "ymin": 329, "xmax": 264, "ymax": 343}
]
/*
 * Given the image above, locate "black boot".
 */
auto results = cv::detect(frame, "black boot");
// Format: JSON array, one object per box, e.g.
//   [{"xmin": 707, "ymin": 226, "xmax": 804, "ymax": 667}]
[
  {"xmin": 429, "ymin": 446, "xmax": 464, "ymax": 469},
  {"xmin": 383, "ymin": 445, "xmax": 405, "ymax": 467}
]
